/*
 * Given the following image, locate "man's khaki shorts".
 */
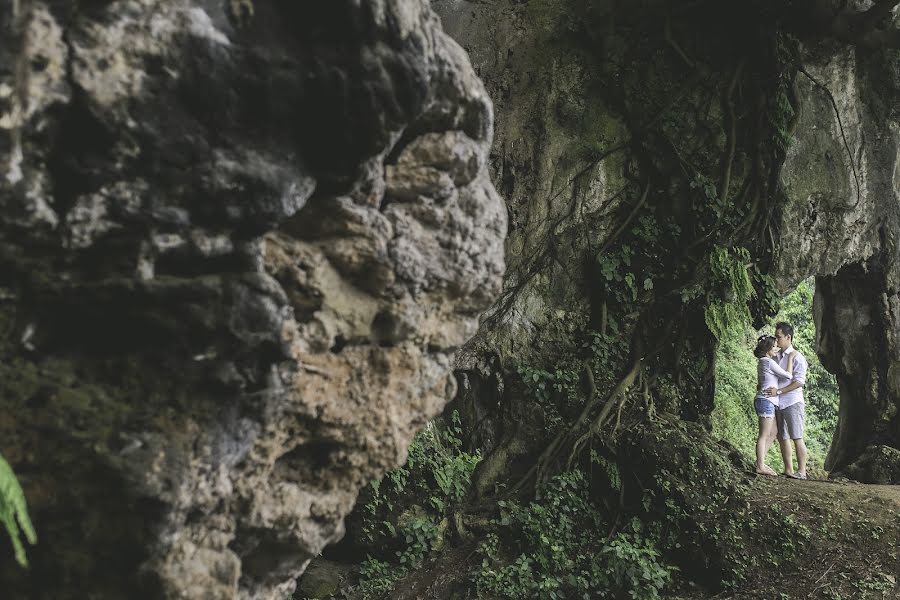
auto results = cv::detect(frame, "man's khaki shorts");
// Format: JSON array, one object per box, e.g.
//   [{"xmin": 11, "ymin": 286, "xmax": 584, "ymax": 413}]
[{"xmin": 775, "ymin": 402, "xmax": 804, "ymax": 440}]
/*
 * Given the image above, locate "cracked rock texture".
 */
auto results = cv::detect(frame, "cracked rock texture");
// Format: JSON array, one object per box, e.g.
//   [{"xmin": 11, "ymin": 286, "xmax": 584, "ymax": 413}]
[{"xmin": 0, "ymin": 0, "xmax": 505, "ymax": 598}]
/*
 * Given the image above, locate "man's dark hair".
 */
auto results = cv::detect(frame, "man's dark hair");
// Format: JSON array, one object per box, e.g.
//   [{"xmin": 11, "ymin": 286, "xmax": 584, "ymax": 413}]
[{"xmin": 775, "ymin": 321, "xmax": 794, "ymax": 340}]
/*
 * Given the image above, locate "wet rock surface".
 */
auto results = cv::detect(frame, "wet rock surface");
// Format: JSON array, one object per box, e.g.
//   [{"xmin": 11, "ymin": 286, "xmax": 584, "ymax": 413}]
[{"xmin": 0, "ymin": 1, "xmax": 504, "ymax": 598}]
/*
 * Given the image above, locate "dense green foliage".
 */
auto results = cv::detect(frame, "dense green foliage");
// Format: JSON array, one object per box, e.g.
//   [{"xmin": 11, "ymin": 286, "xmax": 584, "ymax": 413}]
[
  {"xmin": 712, "ymin": 278, "xmax": 839, "ymax": 471},
  {"xmin": 624, "ymin": 416, "xmax": 813, "ymax": 591},
  {"xmin": 475, "ymin": 470, "xmax": 672, "ymax": 600},
  {"xmin": 516, "ymin": 364, "xmax": 583, "ymax": 434},
  {"xmin": 711, "ymin": 321, "xmax": 761, "ymax": 455},
  {"xmin": 705, "ymin": 246, "xmax": 755, "ymax": 341},
  {"xmin": 355, "ymin": 411, "xmax": 481, "ymax": 599},
  {"xmin": 0, "ymin": 453, "xmax": 36, "ymax": 567},
  {"xmin": 353, "ymin": 415, "xmax": 677, "ymax": 599}
]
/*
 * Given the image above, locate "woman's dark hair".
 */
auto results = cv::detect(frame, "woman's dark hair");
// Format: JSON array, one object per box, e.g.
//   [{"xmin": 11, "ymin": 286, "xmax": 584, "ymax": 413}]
[{"xmin": 754, "ymin": 335, "xmax": 776, "ymax": 358}]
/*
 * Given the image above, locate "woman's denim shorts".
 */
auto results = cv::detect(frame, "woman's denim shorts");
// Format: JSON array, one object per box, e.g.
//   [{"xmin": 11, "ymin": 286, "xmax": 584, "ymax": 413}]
[{"xmin": 754, "ymin": 396, "xmax": 776, "ymax": 418}]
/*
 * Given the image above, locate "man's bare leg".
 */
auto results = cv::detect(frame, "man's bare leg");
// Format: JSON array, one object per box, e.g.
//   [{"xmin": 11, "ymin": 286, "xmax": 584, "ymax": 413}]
[
  {"xmin": 779, "ymin": 438, "xmax": 793, "ymax": 475},
  {"xmin": 794, "ymin": 438, "xmax": 808, "ymax": 475}
]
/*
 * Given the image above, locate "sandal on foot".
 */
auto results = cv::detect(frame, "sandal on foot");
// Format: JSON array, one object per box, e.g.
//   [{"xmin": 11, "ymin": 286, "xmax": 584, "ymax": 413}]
[{"xmin": 788, "ymin": 471, "xmax": 808, "ymax": 480}]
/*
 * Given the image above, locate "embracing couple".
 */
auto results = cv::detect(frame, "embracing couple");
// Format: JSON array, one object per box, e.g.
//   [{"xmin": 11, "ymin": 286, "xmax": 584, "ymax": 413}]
[{"xmin": 752, "ymin": 322, "xmax": 808, "ymax": 479}]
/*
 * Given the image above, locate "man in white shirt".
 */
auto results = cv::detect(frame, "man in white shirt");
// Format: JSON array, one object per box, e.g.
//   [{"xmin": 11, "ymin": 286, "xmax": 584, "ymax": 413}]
[{"xmin": 764, "ymin": 321, "xmax": 808, "ymax": 479}]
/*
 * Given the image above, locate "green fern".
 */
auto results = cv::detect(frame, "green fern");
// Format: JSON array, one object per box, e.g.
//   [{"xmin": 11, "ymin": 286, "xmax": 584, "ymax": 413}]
[{"xmin": 0, "ymin": 453, "xmax": 36, "ymax": 567}]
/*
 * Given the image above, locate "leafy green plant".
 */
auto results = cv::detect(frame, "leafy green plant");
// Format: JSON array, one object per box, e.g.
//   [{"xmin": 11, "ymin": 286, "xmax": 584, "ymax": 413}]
[
  {"xmin": 603, "ymin": 524, "xmax": 673, "ymax": 597},
  {"xmin": 353, "ymin": 510, "xmax": 447, "ymax": 598},
  {"xmin": 517, "ymin": 365, "xmax": 582, "ymax": 432},
  {"xmin": 356, "ymin": 557, "xmax": 401, "ymax": 600},
  {"xmin": 0, "ymin": 453, "xmax": 36, "ymax": 567},
  {"xmin": 361, "ymin": 411, "xmax": 480, "ymax": 545}
]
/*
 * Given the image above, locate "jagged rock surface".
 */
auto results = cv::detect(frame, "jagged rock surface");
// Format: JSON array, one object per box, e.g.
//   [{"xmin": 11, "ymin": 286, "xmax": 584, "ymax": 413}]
[{"xmin": 0, "ymin": 1, "xmax": 505, "ymax": 598}]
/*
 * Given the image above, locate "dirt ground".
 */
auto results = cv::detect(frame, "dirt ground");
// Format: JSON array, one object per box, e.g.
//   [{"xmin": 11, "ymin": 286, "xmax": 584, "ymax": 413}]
[
  {"xmin": 325, "ymin": 476, "xmax": 900, "ymax": 600},
  {"xmin": 675, "ymin": 476, "xmax": 900, "ymax": 600}
]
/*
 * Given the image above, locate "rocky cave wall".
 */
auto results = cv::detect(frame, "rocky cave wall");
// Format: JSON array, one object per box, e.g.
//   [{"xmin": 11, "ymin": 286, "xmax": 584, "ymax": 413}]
[
  {"xmin": 433, "ymin": 0, "xmax": 900, "ymax": 479},
  {"xmin": 0, "ymin": 1, "xmax": 505, "ymax": 598},
  {"xmin": 774, "ymin": 40, "xmax": 900, "ymax": 478},
  {"xmin": 435, "ymin": 0, "xmax": 629, "ymax": 363}
]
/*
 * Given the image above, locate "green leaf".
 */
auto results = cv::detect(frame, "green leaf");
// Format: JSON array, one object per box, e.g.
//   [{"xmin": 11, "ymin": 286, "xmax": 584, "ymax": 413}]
[{"xmin": 0, "ymin": 454, "xmax": 37, "ymax": 568}]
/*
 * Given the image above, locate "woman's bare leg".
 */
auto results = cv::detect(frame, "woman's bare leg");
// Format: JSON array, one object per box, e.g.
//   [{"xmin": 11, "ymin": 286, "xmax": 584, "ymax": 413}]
[
  {"xmin": 763, "ymin": 420, "xmax": 777, "ymax": 455},
  {"xmin": 755, "ymin": 417, "xmax": 776, "ymax": 475}
]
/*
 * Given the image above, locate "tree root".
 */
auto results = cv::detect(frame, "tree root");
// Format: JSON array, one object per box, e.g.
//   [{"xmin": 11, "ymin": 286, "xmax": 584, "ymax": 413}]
[
  {"xmin": 508, "ymin": 346, "xmax": 647, "ymax": 497},
  {"xmin": 718, "ymin": 59, "xmax": 745, "ymax": 209}
]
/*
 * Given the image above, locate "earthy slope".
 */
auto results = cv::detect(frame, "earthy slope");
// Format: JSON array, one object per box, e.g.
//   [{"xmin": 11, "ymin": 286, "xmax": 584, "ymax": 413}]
[
  {"xmin": 348, "ymin": 478, "xmax": 900, "ymax": 600},
  {"xmin": 683, "ymin": 477, "xmax": 900, "ymax": 600}
]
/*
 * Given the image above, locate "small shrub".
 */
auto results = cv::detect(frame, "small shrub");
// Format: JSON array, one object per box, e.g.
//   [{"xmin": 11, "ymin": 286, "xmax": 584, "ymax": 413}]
[
  {"xmin": 361, "ymin": 411, "xmax": 480, "ymax": 548},
  {"xmin": 356, "ymin": 557, "xmax": 401, "ymax": 600}
]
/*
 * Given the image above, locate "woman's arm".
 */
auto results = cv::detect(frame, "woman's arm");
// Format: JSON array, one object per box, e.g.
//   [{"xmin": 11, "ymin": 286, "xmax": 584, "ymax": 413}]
[{"xmin": 768, "ymin": 356, "xmax": 793, "ymax": 379}]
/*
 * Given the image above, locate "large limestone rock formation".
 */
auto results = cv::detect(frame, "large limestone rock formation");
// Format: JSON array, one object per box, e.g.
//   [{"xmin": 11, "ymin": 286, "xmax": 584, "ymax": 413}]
[
  {"xmin": 0, "ymin": 0, "xmax": 505, "ymax": 597},
  {"xmin": 432, "ymin": 0, "xmax": 900, "ymax": 481}
]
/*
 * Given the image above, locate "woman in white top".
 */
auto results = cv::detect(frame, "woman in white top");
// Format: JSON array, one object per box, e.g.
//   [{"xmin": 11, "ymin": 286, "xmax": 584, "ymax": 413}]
[{"xmin": 753, "ymin": 335, "xmax": 794, "ymax": 476}]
